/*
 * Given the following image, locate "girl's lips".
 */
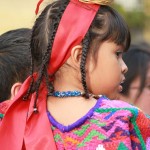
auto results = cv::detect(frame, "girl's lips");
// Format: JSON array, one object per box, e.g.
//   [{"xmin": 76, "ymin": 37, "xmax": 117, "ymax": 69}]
[
  {"xmin": 119, "ymin": 85, "xmax": 123, "ymax": 92},
  {"xmin": 119, "ymin": 78, "xmax": 125, "ymax": 92}
]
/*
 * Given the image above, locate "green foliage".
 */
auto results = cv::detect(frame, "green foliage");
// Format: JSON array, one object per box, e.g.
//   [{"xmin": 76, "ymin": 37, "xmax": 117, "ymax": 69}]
[{"xmin": 112, "ymin": 3, "xmax": 147, "ymax": 29}]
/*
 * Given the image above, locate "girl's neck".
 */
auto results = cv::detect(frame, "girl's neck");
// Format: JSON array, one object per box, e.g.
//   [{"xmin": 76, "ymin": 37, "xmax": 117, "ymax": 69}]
[
  {"xmin": 53, "ymin": 69, "xmax": 84, "ymax": 92},
  {"xmin": 47, "ymin": 95, "xmax": 97, "ymax": 126},
  {"xmin": 47, "ymin": 68, "xmax": 99, "ymax": 126}
]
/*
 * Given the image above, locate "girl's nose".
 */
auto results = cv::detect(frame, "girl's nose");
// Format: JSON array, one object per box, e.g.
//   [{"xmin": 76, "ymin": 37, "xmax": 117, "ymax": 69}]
[{"xmin": 122, "ymin": 60, "xmax": 128, "ymax": 74}]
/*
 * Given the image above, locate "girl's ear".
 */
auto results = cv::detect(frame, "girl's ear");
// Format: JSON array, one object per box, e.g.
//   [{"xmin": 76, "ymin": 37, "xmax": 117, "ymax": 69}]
[
  {"xmin": 10, "ymin": 82, "xmax": 22, "ymax": 100},
  {"xmin": 67, "ymin": 45, "xmax": 82, "ymax": 69}
]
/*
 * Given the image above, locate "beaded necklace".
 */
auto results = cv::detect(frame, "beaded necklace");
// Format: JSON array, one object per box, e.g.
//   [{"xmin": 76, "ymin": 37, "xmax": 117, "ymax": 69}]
[{"xmin": 48, "ymin": 90, "xmax": 100, "ymax": 99}]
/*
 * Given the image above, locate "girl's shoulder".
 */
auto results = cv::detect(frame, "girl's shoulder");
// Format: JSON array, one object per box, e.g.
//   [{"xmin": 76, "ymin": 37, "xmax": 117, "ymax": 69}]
[
  {"xmin": 95, "ymin": 96, "xmax": 150, "ymax": 148},
  {"xmin": 97, "ymin": 96, "xmax": 150, "ymax": 121},
  {"xmin": 99, "ymin": 96, "xmax": 138, "ymax": 112}
]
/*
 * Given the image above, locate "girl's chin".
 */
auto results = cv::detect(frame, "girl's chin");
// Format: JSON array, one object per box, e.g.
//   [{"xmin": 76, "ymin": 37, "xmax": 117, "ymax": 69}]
[{"xmin": 106, "ymin": 91, "xmax": 121, "ymax": 100}]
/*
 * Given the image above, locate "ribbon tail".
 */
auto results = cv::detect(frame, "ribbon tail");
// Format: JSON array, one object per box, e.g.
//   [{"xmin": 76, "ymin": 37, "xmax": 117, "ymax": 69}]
[{"xmin": 35, "ymin": 0, "xmax": 44, "ymax": 15}]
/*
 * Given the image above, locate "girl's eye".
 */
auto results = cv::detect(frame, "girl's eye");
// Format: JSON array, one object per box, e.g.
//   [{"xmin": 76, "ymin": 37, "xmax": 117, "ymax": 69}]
[{"xmin": 116, "ymin": 51, "xmax": 123, "ymax": 58}]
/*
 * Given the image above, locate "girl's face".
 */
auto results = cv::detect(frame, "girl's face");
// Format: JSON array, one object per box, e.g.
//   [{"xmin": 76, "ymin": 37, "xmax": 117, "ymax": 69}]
[
  {"xmin": 128, "ymin": 65, "xmax": 150, "ymax": 115},
  {"xmin": 86, "ymin": 41, "xmax": 128, "ymax": 99}
]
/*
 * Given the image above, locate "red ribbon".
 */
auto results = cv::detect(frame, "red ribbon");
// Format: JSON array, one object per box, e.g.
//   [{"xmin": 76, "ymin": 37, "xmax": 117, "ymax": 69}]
[
  {"xmin": 47, "ymin": 0, "xmax": 100, "ymax": 75},
  {"xmin": 35, "ymin": 0, "xmax": 44, "ymax": 15}
]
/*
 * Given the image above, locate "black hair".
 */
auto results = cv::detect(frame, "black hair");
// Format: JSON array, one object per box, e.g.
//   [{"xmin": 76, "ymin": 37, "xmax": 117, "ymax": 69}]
[
  {"xmin": 121, "ymin": 44, "xmax": 150, "ymax": 98},
  {"xmin": 26, "ymin": 0, "xmax": 130, "ymax": 108},
  {"xmin": 0, "ymin": 28, "xmax": 31, "ymax": 102}
]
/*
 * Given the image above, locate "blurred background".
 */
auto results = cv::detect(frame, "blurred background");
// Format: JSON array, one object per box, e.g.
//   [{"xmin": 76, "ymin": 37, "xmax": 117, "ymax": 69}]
[{"xmin": 0, "ymin": 0, "xmax": 150, "ymax": 44}]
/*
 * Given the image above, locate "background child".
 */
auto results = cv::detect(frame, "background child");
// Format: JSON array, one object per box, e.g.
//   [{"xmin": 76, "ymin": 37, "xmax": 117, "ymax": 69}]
[
  {"xmin": 119, "ymin": 44, "xmax": 150, "ymax": 115},
  {"xmin": 0, "ymin": 0, "xmax": 150, "ymax": 150},
  {"xmin": 0, "ymin": 28, "xmax": 31, "ymax": 102}
]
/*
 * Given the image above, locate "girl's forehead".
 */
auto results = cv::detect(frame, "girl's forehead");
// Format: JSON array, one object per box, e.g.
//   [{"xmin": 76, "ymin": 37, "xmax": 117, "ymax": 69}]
[
  {"xmin": 108, "ymin": 41, "xmax": 124, "ymax": 50},
  {"xmin": 106, "ymin": 39, "xmax": 126, "ymax": 51}
]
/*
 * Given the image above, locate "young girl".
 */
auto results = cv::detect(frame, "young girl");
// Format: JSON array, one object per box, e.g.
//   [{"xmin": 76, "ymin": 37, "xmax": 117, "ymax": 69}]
[{"xmin": 0, "ymin": 0, "xmax": 150, "ymax": 149}]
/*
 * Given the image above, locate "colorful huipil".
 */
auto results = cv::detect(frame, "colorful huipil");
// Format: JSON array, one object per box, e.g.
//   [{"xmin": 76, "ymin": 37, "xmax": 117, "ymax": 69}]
[
  {"xmin": 0, "ymin": 93, "xmax": 150, "ymax": 149},
  {"xmin": 47, "ymin": 96, "xmax": 150, "ymax": 150}
]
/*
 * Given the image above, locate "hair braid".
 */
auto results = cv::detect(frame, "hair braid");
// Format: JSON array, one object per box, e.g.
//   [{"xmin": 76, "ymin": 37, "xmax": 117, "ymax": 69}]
[
  {"xmin": 34, "ymin": 0, "xmax": 69, "ymax": 96},
  {"xmin": 28, "ymin": 0, "xmax": 69, "ymax": 112},
  {"xmin": 23, "ymin": 28, "xmax": 36, "ymax": 100},
  {"xmin": 44, "ymin": 67, "xmax": 54, "ymax": 94},
  {"xmin": 80, "ymin": 31, "xmax": 91, "ymax": 99},
  {"xmin": 33, "ymin": 38, "xmax": 53, "ymax": 112}
]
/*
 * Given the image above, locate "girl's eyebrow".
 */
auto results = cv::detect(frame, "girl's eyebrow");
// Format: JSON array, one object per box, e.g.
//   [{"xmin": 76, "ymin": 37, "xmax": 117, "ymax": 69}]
[
  {"xmin": 117, "ymin": 44, "xmax": 128, "ymax": 52},
  {"xmin": 116, "ymin": 45, "xmax": 124, "ymax": 52}
]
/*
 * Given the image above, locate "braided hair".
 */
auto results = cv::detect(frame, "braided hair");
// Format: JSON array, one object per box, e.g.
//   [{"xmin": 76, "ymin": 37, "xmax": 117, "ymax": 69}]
[
  {"xmin": 23, "ymin": 0, "xmax": 69, "ymax": 110},
  {"xmin": 25, "ymin": 0, "xmax": 130, "ymax": 109}
]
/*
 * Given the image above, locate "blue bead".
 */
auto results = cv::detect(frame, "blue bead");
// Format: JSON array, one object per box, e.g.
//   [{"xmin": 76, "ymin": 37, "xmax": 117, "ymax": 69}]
[
  {"xmin": 72, "ymin": 91, "xmax": 75, "ymax": 96},
  {"xmin": 65, "ymin": 92, "xmax": 68, "ymax": 96},
  {"xmin": 55, "ymin": 91, "xmax": 60, "ymax": 97},
  {"xmin": 68, "ymin": 91, "xmax": 71, "ymax": 96},
  {"xmin": 75, "ymin": 91, "xmax": 80, "ymax": 96},
  {"xmin": 61, "ymin": 92, "xmax": 65, "ymax": 97},
  {"xmin": 78, "ymin": 91, "xmax": 81, "ymax": 96}
]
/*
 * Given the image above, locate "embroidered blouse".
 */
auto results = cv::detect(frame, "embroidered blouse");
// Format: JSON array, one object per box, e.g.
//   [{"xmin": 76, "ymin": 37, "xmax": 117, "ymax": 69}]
[
  {"xmin": 47, "ymin": 96, "xmax": 150, "ymax": 150},
  {"xmin": 0, "ymin": 96, "xmax": 150, "ymax": 149}
]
